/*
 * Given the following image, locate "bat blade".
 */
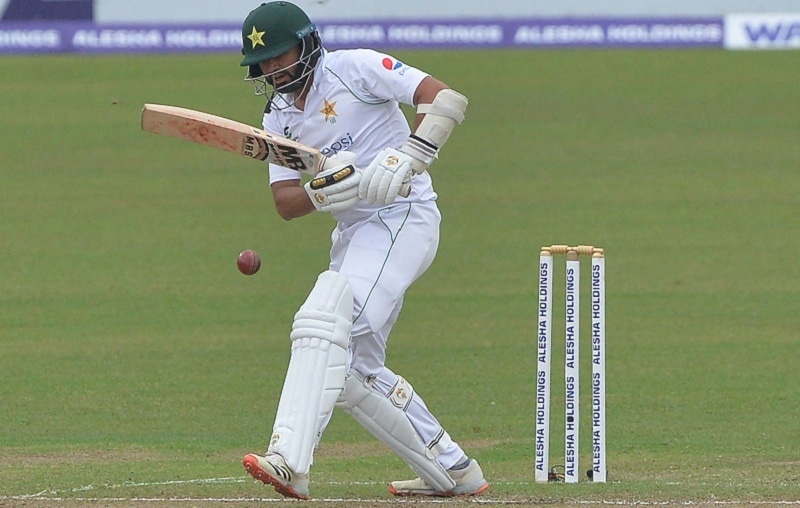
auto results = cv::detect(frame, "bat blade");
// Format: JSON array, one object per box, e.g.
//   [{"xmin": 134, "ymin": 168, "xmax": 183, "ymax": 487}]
[{"xmin": 141, "ymin": 104, "xmax": 326, "ymax": 175}]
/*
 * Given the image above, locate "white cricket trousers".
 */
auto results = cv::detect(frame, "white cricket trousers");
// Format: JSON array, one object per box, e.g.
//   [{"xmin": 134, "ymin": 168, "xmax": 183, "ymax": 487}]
[{"xmin": 329, "ymin": 200, "xmax": 466, "ymax": 470}]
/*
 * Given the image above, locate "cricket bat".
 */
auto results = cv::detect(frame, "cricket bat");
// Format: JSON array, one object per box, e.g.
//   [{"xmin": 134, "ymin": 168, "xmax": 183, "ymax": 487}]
[{"xmin": 140, "ymin": 103, "xmax": 330, "ymax": 175}]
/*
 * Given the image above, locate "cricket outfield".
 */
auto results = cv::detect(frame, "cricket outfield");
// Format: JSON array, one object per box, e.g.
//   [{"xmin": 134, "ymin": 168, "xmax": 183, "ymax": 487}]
[{"xmin": 0, "ymin": 49, "xmax": 798, "ymax": 507}]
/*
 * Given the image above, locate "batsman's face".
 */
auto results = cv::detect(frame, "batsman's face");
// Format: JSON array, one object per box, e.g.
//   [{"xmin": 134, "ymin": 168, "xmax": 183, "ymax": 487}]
[{"xmin": 259, "ymin": 46, "xmax": 303, "ymax": 91}]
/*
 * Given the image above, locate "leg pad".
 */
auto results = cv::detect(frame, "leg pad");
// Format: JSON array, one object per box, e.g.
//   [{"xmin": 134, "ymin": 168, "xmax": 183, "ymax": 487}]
[
  {"xmin": 336, "ymin": 373, "xmax": 456, "ymax": 492},
  {"xmin": 269, "ymin": 271, "xmax": 353, "ymax": 474}
]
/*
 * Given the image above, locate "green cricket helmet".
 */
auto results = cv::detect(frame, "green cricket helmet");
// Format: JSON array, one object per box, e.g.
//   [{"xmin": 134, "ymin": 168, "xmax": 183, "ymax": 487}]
[
  {"xmin": 240, "ymin": 1, "xmax": 317, "ymax": 77},
  {"xmin": 240, "ymin": 1, "xmax": 322, "ymax": 109}
]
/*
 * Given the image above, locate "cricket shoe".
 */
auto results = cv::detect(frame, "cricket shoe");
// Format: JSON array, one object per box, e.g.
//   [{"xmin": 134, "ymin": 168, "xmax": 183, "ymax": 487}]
[
  {"xmin": 242, "ymin": 453, "xmax": 310, "ymax": 500},
  {"xmin": 388, "ymin": 459, "xmax": 490, "ymax": 497}
]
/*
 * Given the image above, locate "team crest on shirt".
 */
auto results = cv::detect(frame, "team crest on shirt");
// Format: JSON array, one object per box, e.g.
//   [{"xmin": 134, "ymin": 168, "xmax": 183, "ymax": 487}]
[{"xmin": 319, "ymin": 98, "xmax": 337, "ymax": 123}]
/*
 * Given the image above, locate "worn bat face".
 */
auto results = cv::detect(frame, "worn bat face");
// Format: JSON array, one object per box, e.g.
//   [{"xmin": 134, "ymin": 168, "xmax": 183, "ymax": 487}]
[{"xmin": 141, "ymin": 103, "xmax": 326, "ymax": 175}]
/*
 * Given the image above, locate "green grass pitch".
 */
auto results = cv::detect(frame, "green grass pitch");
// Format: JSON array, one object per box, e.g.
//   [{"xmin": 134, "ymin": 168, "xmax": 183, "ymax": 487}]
[{"xmin": 0, "ymin": 49, "xmax": 798, "ymax": 507}]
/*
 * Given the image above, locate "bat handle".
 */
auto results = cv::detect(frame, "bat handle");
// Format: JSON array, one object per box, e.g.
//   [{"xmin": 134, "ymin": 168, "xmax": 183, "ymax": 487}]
[{"xmin": 319, "ymin": 155, "xmax": 335, "ymax": 172}]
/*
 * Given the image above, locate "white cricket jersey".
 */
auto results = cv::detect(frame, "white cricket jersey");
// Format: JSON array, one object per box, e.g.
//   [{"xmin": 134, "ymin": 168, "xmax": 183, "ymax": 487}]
[{"xmin": 262, "ymin": 48, "xmax": 437, "ymax": 224}]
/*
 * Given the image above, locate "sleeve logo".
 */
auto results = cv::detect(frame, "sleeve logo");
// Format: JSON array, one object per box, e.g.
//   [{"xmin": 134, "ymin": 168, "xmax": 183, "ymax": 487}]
[{"xmin": 381, "ymin": 57, "xmax": 404, "ymax": 70}]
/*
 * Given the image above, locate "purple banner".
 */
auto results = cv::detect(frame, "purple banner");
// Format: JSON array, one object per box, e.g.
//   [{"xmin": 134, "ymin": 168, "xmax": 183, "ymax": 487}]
[
  {"xmin": 0, "ymin": 18, "xmax": 723, "ymax": 55},
  {"xmin": 2, "ymin": 0, "xmax": 93, "ymax": 21},
  {"xmin": 321, "ymin": 18, "xmax": 724, "ymax": 49}
]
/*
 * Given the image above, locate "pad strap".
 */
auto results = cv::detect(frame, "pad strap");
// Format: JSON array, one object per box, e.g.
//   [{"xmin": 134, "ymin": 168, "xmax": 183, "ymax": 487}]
[{"xmin": 416, "ymin": 102, "xmax": 466, "ymax": 124}]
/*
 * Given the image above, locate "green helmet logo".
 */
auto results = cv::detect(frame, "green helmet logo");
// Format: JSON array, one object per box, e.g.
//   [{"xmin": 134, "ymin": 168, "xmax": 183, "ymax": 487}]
[
  {"xmin": 246, "ymin": 26, "xmax": 266, "ymax": 49},
  {"xmin": 240, "ymin": 1, "xmax": 316, "ymax": 67}
]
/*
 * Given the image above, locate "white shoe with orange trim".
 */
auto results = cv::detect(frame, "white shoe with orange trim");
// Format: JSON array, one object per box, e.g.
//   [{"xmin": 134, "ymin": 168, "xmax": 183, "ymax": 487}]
[{"xmin": 242, "ymin": 453, "xmax": 310, "ymax": 500}]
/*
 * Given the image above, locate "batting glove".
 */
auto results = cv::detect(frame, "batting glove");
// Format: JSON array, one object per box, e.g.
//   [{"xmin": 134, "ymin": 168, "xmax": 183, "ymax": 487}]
[
  {"xmin": 358, "ymin": 147, "xmax": 414, "ymax": 205},
  {"xmin": 304, "ymin": 151, "xmax": 360, "ymax": 213}
]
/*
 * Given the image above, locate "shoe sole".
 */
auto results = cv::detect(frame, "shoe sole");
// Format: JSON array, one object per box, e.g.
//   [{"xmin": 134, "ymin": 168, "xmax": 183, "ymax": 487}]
[
  {"xmin": 388, "ymin": 482, "xmax": 490, "ymax": 497},
  {"xmin": 242, "ymin": 454, "xmax": 310, "ymax": 500}
]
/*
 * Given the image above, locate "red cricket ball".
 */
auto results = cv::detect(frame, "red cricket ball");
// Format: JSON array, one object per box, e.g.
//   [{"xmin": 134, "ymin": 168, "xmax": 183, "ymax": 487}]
[{"xmin": 237, "ymin": 249, "xmax": 261, "ymax": 276}]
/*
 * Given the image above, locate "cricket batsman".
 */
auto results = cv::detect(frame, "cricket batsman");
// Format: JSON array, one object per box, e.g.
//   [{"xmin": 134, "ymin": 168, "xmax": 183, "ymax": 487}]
[{"xmin": 237, "ymin": 1, "xmax": 489, "ymax": 499}]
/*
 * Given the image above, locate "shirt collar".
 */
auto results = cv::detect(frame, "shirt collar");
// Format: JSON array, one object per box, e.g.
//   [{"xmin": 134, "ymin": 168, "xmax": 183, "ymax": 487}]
[{"xmin": 310, "ymin": 48, "xmax": 328, "ymax": 92}]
